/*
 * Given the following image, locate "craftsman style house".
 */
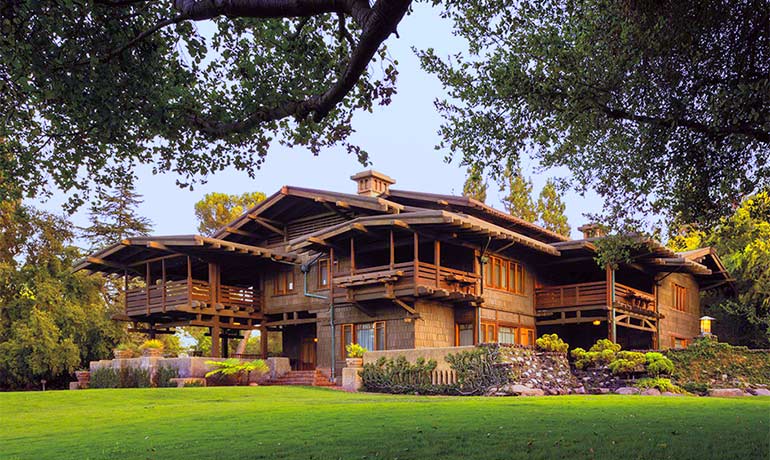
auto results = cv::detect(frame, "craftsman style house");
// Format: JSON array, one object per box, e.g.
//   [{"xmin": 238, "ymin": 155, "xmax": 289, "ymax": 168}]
[{"xmin": 76, "ymin": 170, "xmax": 732, "ymax": 378}]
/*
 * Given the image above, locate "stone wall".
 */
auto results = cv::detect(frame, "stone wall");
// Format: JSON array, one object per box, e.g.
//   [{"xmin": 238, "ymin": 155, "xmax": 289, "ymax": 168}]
[
  {"xmin": 497, "ymin": 346, "xmax": 580, "ymax": 395},
  {"xmin": 89, "ymin": 356, "xmax": 290, "ymax": 383}
]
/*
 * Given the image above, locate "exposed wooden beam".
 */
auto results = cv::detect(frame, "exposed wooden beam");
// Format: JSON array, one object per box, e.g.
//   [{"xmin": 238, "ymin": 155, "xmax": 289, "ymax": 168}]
[
  {"xmin": 248, "ymin": 215, "xmax": 286, "ymax": 237},
  {"xmin": 351, "ymin": 301, "xmax": 376, "ymax": 317},
  {"xmin": 86, "ymin": 256, "xmax": 128, "ymax": 271},
  {"xmin": 393, "ymin": 298, "xmax": 417, "ymax": 315},
  {"xmin": 225, "ymin": 227, "xmax": 262, "ymax": 239}
]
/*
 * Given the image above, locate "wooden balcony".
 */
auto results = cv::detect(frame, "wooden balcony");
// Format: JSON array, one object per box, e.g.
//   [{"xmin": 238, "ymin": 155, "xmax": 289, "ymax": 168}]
[
  {"xmin": 333, "ymin": 261, "xmax": 480, "ymax": 304},
  {"xmin": 125, "ymin": 279, "xmax": 261, "ymax": 317},
  {"xmin": 535, "ymin": 281, "xmax": 656, "ymax": 315}
]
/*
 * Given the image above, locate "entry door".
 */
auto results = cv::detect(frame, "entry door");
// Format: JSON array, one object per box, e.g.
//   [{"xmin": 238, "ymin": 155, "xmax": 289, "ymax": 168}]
[{"xmin": 299, "ymin": 337, "xmax": 317, "ymax": 370}]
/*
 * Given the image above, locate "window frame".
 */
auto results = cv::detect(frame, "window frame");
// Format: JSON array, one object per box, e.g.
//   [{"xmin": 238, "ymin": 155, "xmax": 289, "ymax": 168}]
[
  {"xmin": 340, "ymin": 321, "xmax": 386, "ymax": 358},
  {"xmin": 273, "ymin": 269, "xmax": 295, "ymax": 296},
  {"xmin": 484, "ymin": 255, "xmax": 526, "ymax": 295},
  {"xmin": 673, "ymin": 284, "xmax": 688, "ymax": 312},
  {"xmin": 316, "ymin": 258, "xmax": 330, "ymax": 290}
]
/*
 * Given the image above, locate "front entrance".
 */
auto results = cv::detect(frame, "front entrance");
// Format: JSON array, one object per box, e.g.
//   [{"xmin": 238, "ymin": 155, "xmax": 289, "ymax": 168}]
[{"xmin": 299, "ymin": 337, "xmax": 317, "ymax": 370}]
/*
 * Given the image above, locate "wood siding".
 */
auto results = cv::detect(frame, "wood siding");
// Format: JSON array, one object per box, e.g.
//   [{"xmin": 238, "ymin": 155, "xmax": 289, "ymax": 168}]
[{"xmin": 658, "ymin": 273, "xmax": 701, "ymax": 348}]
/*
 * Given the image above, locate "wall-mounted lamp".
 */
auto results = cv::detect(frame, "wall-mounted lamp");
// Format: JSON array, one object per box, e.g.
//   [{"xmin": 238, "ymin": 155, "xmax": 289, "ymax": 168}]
[{"xmin": 592, "ymin": 320, "xmax": 601, "ymax": 326}]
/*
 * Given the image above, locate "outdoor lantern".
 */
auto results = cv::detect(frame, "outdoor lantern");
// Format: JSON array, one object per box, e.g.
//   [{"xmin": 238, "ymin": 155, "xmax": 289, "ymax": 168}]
[
  {"xmin": 592, "ymin": 320, "xmax": 601, "ymax": 326},
  {"xmin": 700, "ymin": 316, "xmax": 715, "ymax": 336}
]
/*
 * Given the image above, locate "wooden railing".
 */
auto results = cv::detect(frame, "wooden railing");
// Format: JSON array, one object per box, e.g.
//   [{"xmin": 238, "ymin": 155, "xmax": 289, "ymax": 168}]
[
  {"xmin": 534, "ymin": 281, "xmax": 655, "ymax": 312},
  {"xmin": 125, "ymin": 279, "xmax": 260, "ymax": 316},
  {"xmin": 333, "ymin": 260, "xmax": 479, "ymax": 296}
]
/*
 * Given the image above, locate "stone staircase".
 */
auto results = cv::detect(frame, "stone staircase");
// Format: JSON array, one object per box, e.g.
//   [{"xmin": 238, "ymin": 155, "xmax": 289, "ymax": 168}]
[{"xmin": 265, "ymin": 369, "xmax": 337, "ymax": 387}]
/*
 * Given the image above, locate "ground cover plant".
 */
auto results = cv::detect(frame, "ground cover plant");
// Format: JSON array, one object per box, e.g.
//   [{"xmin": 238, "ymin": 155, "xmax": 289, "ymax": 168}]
[{"xmin": 1, "ymin": 387, "xmax": 768, "ymax": 460}]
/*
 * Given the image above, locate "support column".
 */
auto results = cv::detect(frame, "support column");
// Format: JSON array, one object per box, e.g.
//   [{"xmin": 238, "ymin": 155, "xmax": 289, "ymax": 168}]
[
  {"xmin": 434, "ymin": 240, "xmax": 441, "ymax": 287},
  {"xmin": 211, "ymin": 323, "xmax": 221, "ymax": 357},
  {"xmin": 606, "ymin": 265, "xmax": 616, "ymax": 342},
  {"xmin": 260, "ymin": 325, "xmax": 268, "ymax": 359},
  {"xmin": 222, "ymin": 333, "xmax": 229, "ymax": 358}
]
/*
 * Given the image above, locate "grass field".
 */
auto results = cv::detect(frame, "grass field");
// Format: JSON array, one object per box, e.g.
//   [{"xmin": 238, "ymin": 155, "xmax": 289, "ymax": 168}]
[{"xmin": 1, "ymin": 387, "xmax": 768, "ymax": 460}]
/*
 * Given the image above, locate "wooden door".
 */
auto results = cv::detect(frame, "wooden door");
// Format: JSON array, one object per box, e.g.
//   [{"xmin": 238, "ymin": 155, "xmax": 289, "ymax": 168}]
[{"xmin": 299, "ymin": 337, "xmax": 316, "ymax": 370}]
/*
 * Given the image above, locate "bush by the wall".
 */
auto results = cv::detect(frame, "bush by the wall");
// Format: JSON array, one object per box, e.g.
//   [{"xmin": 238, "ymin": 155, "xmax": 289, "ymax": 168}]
[
  {"xmin": 608, "ymin": 351, "xmax": 646, "ymax": 376},
  {"xmin": 535, "ymin": 334, "xmax": 569, "ymax": 353},
  {"xmin": 645, "ymin": 352, "xmax": 674, "ymax": 377},
  {"xmin": 665, "ymin": 337, "xmax": 770, "ymax": 386},
  {"xmin": 571, "ymin": 339, "xmax": 622, "ymax": 369},
  {"xmin": 635, "ymin": 377, "xmax": 685, "ymax": 393},
  {"xmin": 155, "ymin": 366, "xmax": 180, "ymax": 388},
  {"xmin": 361, "ymin": 356, "xmax": 450, "ymax": 394},
  {"xmin": 90, "ymin": 367, "xmax": 152, "ymax": 389},
  {"xmin": 446, "ymin": 344, "xmax": 513, "ymax": 395},
  {"xmin": 91, "ymin": 368, "xmax": 120, "ymax": 389}
]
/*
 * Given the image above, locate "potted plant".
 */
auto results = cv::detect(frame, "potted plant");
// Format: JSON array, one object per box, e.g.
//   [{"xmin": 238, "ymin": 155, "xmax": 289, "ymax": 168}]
[
  {"xmin": 139, "ymin": 339, "xmax": 164, "ymax": 357},
  {"xmin": 113, "ymin": 343, "xmax": 134, "ymax": 359},
  {"xmin": 345, "ymin": 343, "xmax": 367, "ymax": 368},
  {"xmin": 75, "ymin": 369, "xmax": 91, "ymax": 388}
]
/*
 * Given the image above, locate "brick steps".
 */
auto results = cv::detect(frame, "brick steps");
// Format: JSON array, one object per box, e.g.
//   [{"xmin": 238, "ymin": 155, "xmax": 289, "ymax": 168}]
[{"xmin": 265, "ymin": 369, "xmax": 337, "ymax": 387}]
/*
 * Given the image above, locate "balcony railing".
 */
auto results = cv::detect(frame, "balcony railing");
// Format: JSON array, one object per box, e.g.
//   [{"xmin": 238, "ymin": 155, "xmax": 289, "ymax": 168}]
[
  {"xmin": 534, "ymin": 281, "xmax": 655, "ymax": 313},
  {"xmin": 125, "ymin": 279, "xmax": 260, "ymax": 316}
]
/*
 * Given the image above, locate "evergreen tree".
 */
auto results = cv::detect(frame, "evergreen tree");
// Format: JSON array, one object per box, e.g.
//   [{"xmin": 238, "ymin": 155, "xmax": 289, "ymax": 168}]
[
  {"xmin": 501, "ymin": 165, "xmax": 537, "ymax": 222},
  {"xmin": 194, "ymin": 191, "xmax": 267, "ymax": 236},
  {"xmin": 462, "ymin": 165, "xmax": 488, "ymax": 203},
  {"xmin": 536, "ymin": 179, "xmax": 571, "ymax": 236},
  {"xmin": 82, "ymin": 182, "xmax": 153, "ymax": 249}
]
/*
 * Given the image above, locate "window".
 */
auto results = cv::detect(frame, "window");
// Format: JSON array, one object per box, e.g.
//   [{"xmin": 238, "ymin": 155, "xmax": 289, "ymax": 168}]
[
  {"xmin": 484, "ymin": 256, "xmax": 525, "ymax": 294},
  {"xmin": 498, "ymin": 326, "xmax": 516, "ymax": 344},
  {"xmin": 317, "ymin": 259, "xmax": 329, "ymax": 289},
  {"xmin": 481, "ymin": 323, "xmax": 496, "ymax": 343},
  {"xmin": 340, "ymin": 321, "xmax": 386, "ymax": 358},
  {"xmin": 672, "ymin": 337, "xmax": 689, "ymax": 349},
  {"xmin": 274, "ymin": 270, "xmax": 294, "ymax": 295},
  {"xmin": 673, "ymin": 284, "xmax": 688, "ymax": 312},
  {"xmin": 519, "ymin": 327, "xmax": 535, "ymax": 346},
  {"xmin": 456, "ymin": 323, "xmax": 474, "ymax": 346}
]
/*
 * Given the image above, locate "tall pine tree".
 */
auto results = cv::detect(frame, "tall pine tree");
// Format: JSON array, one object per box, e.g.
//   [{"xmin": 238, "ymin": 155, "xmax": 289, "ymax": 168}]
[
  {"xmin": 82, "ymin": 182, "xmax": 153, "ymax": 249},
  {"xmin": 501, "ymin": 165, "xmax": 537, "ymax": 222},
  {"xmin": 194, "ymin": 191, "xmax": 267, "ymax": 236},
  {"xmin": 536, "ymin": 179, "xmax": 571, "ymax": 236},
  {"xmin": 462, "ymin": 165, "xmax": 488, "ymax": 203}
]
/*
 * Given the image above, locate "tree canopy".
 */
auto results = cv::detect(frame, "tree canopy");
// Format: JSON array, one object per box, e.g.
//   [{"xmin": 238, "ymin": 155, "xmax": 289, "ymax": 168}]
[
  {"xmin": 1, "ymin": 0, "xmax": 411, "ymax": 209},
  {"xmin": 536, "ymin": 179, "xmax": 570, "ymax": 237},
  {"xmin": 419, "ymin": 0, "xmax": 769, "ymax": 229},
  {"xmin": 462, "ymin": 164, "xmax": 488, "ymax": 203},
  {"xmin": 500, "ymin": 165, "xmax": 536, "ymax": 222},
  {"xmin": 81, "ymin": 182, "xmax": 153, "ymax": 250},
  {"xmin": 194, "ymin": 191, "xmax": 267, "ymax": 235}
]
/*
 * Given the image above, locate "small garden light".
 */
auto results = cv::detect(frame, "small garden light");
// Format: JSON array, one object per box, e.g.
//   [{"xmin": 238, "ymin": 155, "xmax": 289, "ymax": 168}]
[
  {"xmin": 592, "ymin": 320, "xmax": 601, "ymax": 326},
  {"xmin": 699, "ymin": 316, "xmax": 715, "ymax": 336}
]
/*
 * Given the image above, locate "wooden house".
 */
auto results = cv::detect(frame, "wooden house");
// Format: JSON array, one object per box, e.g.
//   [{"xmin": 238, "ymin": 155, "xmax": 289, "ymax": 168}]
[{"xmin": 76, "ymin": 170, "xmax": 733, "ymax": 378}]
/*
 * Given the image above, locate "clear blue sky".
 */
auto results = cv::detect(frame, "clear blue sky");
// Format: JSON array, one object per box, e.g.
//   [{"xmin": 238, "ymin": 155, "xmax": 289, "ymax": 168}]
[{"xmin": 37, "ymin": 3, "xmax": 602, "ymax": 240}]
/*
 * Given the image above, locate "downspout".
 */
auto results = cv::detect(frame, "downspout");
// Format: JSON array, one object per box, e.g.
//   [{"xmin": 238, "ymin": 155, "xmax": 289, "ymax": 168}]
[
  {"xmin": 477, "ymin": 237, "xmax": 492, "ymax": 344},
  {"xmin": 300, "ymin": 254, "xmax": 334, "ymax": 381}
]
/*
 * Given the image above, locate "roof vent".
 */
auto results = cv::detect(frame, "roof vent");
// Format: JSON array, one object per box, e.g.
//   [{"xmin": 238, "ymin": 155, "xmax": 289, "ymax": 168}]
[
  {"xmin": 351, "ymin": 170, "xmax": 395, "ymax": 197},
  {"xmin": 577, "ymin": 223, "xmax": 606, "ymax": 239}
]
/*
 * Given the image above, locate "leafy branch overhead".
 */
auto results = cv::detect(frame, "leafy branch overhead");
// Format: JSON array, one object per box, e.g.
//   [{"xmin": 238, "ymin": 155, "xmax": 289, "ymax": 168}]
[{"xmin": 0, "ymin": 0, "xmax": 412, "ymax": 209}]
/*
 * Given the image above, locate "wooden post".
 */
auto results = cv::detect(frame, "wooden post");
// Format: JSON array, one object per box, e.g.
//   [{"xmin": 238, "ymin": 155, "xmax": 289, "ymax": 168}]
[
  {"xmin": 260, "ymin": 325, "xmax": 268, "ymax": 359},
  {"xmin": 145, "ymin": 262, "xmax": 151, "ymax": 315},
  {"xmin": 606, "ymin": 265, "xmax": 616, "ymax": 342},
  {"xmin": 389, "ymin": 230, "xmax": 394, "ymax": 270},
  {"xmin": 350, "ymin": 237, "xmax": 356, "ymax": 275},
  {"xmin": 413, "ymin": 232, "xmax": 419, "ymax": 287},
  {"xmin": 208, "ymin": 263, "xmax": 218, "ymax": 307},
  {"xmin": 434, "ymin": 240, "xmax": 441, "ymax": 287},
  {"xmin": 222, "ymin": 333, "xmax": 229, "ymax": 358},
  {"xmin": 211, "ymin": 323, "xmax": 221, "ymax": 357},
  {"xmin": 187, "ymin": 256, "xmax": 192, "ymax": 304},
  {"xmin": 653, "ymin": 278, "xmax": 660, "ymax": 349},
  {"xmin": 161, "ymin": 258, "xmax": 167, "ymax": 313},
  {"xmin": 123, "ymin": 269, "xmax": 129, "ymax": 313}
]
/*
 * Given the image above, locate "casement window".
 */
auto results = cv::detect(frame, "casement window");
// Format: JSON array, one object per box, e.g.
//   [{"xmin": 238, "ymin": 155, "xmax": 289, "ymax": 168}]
[
  {"xmin": 456, "ymin": 323, "xmax": 474, "ymax": 346},
  {"xmin": 274, "ymin": 270, "xmax": 295, "ymax": 295},
  {"xmin": 481, "ymin": 322, "xmax": 496, "ymax": 343},
  {"xmin": 519, "ymin": 327, "xmax": 535, "ymax": 346},
  {"xmin": 484, "ymin": 256, "xmax": 526, "ymax": 294},
  {"xmin": 672, "ymin": 337, "xmax": 689, "ymax": 349},
  {"xmin": 673, "ymin": 284, "xmax": 688, "ymax": 312},
  {"xmin": 317, "ymin": 258, "xmax": 329, "ymax": 289},
  {"xmin": 340, "ymin": 321, "xmax": 386, "ymax": 358},
  {"xmin": 498, "ymin": 326, "xmax": 516, "ymax": 344}
]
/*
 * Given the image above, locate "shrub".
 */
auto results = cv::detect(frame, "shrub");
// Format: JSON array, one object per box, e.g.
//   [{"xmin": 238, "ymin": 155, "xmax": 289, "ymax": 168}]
[
  {"xmin": 205, "ymin": 359, "xmax": 269, "ymax": 385},
  {"xmin": 446, "ymin": 344, "xmax": 512, "ymax": 395},
  {"xmin": 122, "ymin": 367, "xmax": 151, "ymax": 388},
  {"xmin": 536, "ymin": 334, "xmax": 569, "ymax": 353},
  {"xmin": 635, "ymin": 377, "xmax": 685, "ymax": 393},
  {"xmin": 360, "ymin": 356, "xmax": 447, "ymax": 394},
  {"xmin": 91, "ymin": 368, "xmax": 120, "ymax": 389},
  {"xmin": 571, "ymin": 339, "xmax": 622, "ymax": 369},
  {"xmin": 155, "ymin": 366, "xmax": 179, "ymax": 388},
  {"xmin": 665, "ymin": 337, "xmax": 770, "ymax": 385},
  {"xmin": 608, "ymin": 351, "xmax": 646, "ymax": 375},
  {"xmin": 139, "ymin": 339, "xmax": 164, "ymax": 351},
  {"xmin": 645, "ymin": 352, "xmax": 675, "ymax": 377},
  {"xmin": 682, "ymin": 381, "xmax": 710, "ymax": 395},
  {"xmin": 346, "ymin": 343, "xmax": 366, "ymax": 358}
]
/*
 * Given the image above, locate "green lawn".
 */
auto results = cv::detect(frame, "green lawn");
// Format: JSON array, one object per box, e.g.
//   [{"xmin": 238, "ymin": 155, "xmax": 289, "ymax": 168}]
[{"xmin": 1, "ymin": 387, "xmax": 768, "ymax": 460}]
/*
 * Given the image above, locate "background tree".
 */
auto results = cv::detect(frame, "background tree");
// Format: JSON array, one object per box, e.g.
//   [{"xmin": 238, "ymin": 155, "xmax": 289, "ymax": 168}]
[
  {"xmin": 669, "ymin": 190, "xmax": 770, "ymax": 347},
  {"xmin": 194, "ymin": 191, "xmax": 267, "ymax": 236},
  {"xmin": 0, "ymin": 202, "xmax": 124, "ymax": 389},
  {"xmin": 462, "ymin": 164, "xmax": 488, "ymax": 203},
  {"xmin": 536, "ymin": 179, "xmax": 570, "ymax": 236},
  {"xmin": 500, "ymin": 165, "xmax": 536, "ymax": 222},
  {"xmin": 81, "ymin": 181, "xmax": 153, "ymax": 250},
  {"xmin": 1, "ymin": 0, "xmax": 411, "ymax": 210},
  {"xmin": 420, "ymin": 0, "xmax": 769, "ymax": 229}
]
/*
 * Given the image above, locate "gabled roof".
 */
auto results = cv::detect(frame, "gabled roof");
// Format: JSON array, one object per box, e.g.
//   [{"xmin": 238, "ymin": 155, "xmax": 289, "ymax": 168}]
[
  {"xmin": 385, "ymin": 189, "xmax": 570, "ymax": 244},
  {"xmin": 288, "ymin": 210, "xmax": 561, "ymax": 256},
  {"xmin": 74, "ymin": 235, "xmax": 297, "ymax": 275}
]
